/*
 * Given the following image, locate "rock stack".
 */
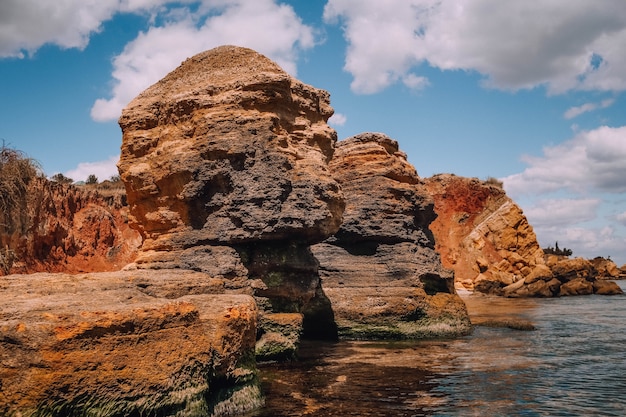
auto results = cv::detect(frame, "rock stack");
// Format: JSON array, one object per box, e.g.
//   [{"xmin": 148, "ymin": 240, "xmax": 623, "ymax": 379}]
[
  {"xmin": 424, "ymin": 174, "xmax": 622, "ymax": 296},
  {"xmin": 312, "ymin": 134, "xmax": 471, "ymax": 338}
]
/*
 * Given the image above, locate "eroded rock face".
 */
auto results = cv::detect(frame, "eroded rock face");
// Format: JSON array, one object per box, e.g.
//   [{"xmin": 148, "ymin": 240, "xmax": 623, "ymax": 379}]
[
  {"xmin": 424, "ymin": 174, "xmax": 623, "ymax": 297},
  {"xmin": 0, "ymin": 177, "xmax": 140, "ymax": 275},
  {"xmin": 118, "ymin": 45, "xmax": 343, "ymax": 254},
  {"xmin": 0, "ymin": 270, "xmax": 261, "ymax": 417},
  {"xmin": 312, "ymin": 133, "xmax": 471, "ymax": 339},
  {"xmin": 118, "ymin": 45, "xmax": 345, "ymax": 352}
]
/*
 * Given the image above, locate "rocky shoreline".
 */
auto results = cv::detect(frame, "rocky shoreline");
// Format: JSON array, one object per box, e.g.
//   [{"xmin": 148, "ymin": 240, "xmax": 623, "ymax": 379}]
[{"xmin": 1, "ymin": 46, "xmax": 623, "ymax": 416}]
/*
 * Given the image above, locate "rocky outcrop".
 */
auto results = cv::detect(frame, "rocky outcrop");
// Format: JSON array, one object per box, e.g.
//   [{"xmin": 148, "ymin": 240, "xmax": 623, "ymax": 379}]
[
  {"xmin": 0, "ymin": 177, "xmax": 140, "ymax": 275},
  {"xmin": 0, "ymin": 270, "xmax": 262, "ymax": 417},
  {"xmin": 590, "ymin": 256, "xmax": 622, "ymax": 279},
  {"xmin": 423, "ymin": 174, "xmax": 622, "ymax": 297},
  {"xmin": 424, "ymin": 174, "xmax": 545, "ymax": 293},
  {"xmin": 118, "ymin": 45, "xmax": 343, "ymax": 252},
  {"xmin": 118, "ymin": 45, "xmax": 344, "ymax": 353},
  {"xmin": 312, "ymin": 133, "xmax": 471, "ymax": 339}
]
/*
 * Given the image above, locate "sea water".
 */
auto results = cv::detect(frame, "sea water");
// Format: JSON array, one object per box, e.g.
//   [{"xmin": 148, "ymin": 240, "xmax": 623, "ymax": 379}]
[{"xmin": 250, "ymin": 281, "xmax": 626, "ymax": 416}]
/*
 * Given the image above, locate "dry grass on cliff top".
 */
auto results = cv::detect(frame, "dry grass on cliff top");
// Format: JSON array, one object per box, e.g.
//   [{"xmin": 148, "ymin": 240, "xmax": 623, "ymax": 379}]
[{"xmin": 79, "ymin": 179, "xmax": 126, "ymax": 199}]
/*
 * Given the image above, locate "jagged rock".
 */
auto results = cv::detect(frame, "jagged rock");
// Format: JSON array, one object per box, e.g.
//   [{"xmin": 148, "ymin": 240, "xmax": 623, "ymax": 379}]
[
  {"xmin": 0, "ymin": 270, "xmax": 262, "ymax": 416},
  {"xmin": 118, "ymin": 45, "xmax": 343, "ymax": 254},
  {"xmin": 558, "ymin": 277, "xmax": 594, "ymax": 296},
  {"xmin": 546, "ymin": 256, "xmax": 595, "ymax": 281},
  {"xmin": 590, "ymin": 256, "xmax": 621, "ymax": 279},
  {"xmin": 0, "ymin": 177, "xmax": 140, "ymax": 274},
  {"xmin": 423, "ymin": 174, "xmax": 611, "ymax": 297},
  {"xmin": 312, "ymin": 133, "xmax": 471, "ymax": 339},
  {"xmin": 118, "ymin": 46, "xmax": 344, "ymax": 350},
  {"xmin": 593, "ymin": 280, "xmax": 623, "ymax": 295}
]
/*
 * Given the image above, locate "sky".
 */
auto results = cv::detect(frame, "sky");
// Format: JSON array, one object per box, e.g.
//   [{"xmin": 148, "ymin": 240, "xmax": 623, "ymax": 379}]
[{"xmin": 1, "ymin": 0, "xmax": 626, "ymax": 265}]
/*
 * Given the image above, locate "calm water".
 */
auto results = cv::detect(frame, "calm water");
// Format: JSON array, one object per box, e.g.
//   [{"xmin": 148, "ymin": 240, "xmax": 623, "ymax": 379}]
[{"xmin": 249, "ymin": 281, "xmax": 626, "ymax": 416}]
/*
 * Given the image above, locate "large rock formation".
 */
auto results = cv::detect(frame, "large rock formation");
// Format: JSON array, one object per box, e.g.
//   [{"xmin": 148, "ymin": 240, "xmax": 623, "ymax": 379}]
[
  {"xmin": 312, "ymin": 133, "xmax": 471, "ymax": 339},
  {"xmin": 424, "ymin": 174, "xmax": 622, "ymax": 297},
  {"xmin": 118, "ymin": 45, "xmax": 343, "ymax": 252},
  {"xmin": 0, "ymin": 270, "xmax": 261, "ymax": 416},
  {"xmin": 118, "ymin": 45, "xmax": 344, "ymax": 351},
  {"xmin": 0, "ymin": 177, "xmax": 140, "ymax": 275}
]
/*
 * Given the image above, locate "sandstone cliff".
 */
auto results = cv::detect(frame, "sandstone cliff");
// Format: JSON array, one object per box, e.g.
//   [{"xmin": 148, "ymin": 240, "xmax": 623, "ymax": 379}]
[
  {"xmin": 424, "ymin": 174, "xmax": 622, "ymax": 296},
  {"xmin": 312, "ymin": 133, "xmax": 471, "ymax": 339},
  {"xmin": 0, "ymin": 177, "xmax": 140, "ymax": 274}
]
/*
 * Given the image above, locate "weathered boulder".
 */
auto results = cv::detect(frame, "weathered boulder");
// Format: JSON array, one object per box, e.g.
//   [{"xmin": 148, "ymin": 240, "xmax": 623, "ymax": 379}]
[
  {"xmin": 118, "ymin": 45, "xmax": 345, "ymax": 356},
  {"xmin": 590, "ymin": 256, "xmax": 621, "ymax": 279},
  {"xmin": 0, "ymin": 270, "xmax": 261, "ymax": 416},
  {"xmin": 312, "ymin": 133, "xmax": 471, "ymax": 339}
]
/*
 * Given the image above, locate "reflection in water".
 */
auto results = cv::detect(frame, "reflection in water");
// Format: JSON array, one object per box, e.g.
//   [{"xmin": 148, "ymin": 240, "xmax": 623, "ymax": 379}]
[{"xmin": 250, "ymin": 282, "xmax": 626, "ymax": 416}]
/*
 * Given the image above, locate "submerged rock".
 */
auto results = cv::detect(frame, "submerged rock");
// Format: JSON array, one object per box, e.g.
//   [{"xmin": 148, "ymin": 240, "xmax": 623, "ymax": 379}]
[
  {"xmin": 0, "ymin": 270, "xmax": 261, "ymax": 417},
  {"xmin": 312, "ymin": 133, "xmax": 471, "ymax": 339}
]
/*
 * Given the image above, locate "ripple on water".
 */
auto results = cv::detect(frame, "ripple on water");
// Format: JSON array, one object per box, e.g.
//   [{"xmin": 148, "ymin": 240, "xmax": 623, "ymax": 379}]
[{"xmin": 250, "ymin": 282, "xmax": 626, "ymax": 416}]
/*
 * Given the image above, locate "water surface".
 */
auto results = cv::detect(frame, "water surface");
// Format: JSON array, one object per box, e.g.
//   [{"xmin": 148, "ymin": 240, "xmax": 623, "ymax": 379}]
[{"xmin": 250, "ymin": 281, "xmax": 626, "ymax": 416}]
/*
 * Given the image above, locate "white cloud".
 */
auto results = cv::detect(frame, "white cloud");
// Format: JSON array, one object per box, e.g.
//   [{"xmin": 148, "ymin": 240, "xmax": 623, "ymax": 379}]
[
  {"xmin": 502, "ymin": 126, "xmax": 626, "ymax": 197},
  {"xmin": 63, "ymin": 155, "xmax": 120, "ymax": 183},
  {"xmin": 0, "ymin": 0, "xmax": 178, "ymax": 58},
  {"xmin": 533, "ymin": 224, "xmax": 626, "ymax": 263},
  {"xmin": 402, "ymin": 73, "xmax": 430, "ymax": 90},
  {"xmin": 564, "ymin": 98, "xmax": 615, "ymax": 119},
  {"xmin": 91, "ymin": 0, "xmax": 316, "ymax": 121},
  {"xmin": 324, "ymin": 0, "xmax": 626, "ymax": 94},
  {"xmin": 328, "ymin": 112, "xmax": 347, "ymax": 127},
  {"xmin": 524, "ymin": 198, "xmax": 600, "ymax": 228},
  {"xmin": 617, "ymin": 211, "xmax": 626, "ymax": 226}
]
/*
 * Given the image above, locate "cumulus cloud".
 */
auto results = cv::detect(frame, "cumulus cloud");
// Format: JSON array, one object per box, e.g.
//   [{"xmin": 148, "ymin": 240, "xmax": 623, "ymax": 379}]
[
  {"xmin": 0, "ymin": 0, "xmax": 178, "ymax": 58},
  {"xmin": 328, "ymin": 112, "xmax": 347, "ymax": 127},
  {"xmin": 564, "ymin": 98, "xmax": 615, "ymax": 119},
  {"xmin": 63, "ymin": 155, "xmax": 120, "ymax": 183},
  {"xmin": 324, "ymin": 0, "xmax": 626, "ymax": 94},
  {"xmin": 617, "ymin": 211, "xmax": 626, "ymax": 226},
  {"xmin": 533, "ymin": 224, "xmax": 626, "ymax": 262},
  {"xmin": 523, "ymin": 198, "xmax": 600, "ymax": 228},
  {"xmin": 91, "ymin": 0, "xmax": 315, "ymax": 121},
  {"xmin": 502, "ymin": 126, "xmax": 626, "ymax": 197}
]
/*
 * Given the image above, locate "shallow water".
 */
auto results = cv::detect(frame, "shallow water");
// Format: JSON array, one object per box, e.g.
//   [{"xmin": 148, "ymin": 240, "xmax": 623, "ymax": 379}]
[{"xmin": 249, "ymin": 281, "xmax": 626, "ymax": 416}]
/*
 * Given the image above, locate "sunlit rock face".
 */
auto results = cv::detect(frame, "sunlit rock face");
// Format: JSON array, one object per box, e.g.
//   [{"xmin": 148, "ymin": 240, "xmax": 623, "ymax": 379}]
[
  {"xmin": 424, "ymin": 174, "xmax": 549, "ymax": 295},
  {"xmin": 312, "ymin": 133, "xmax": 471, "ymax": 339},
  {"xmin": 118, "ymin": 45, "xmax": 343, "ymax": 254},
  {"xmin": 118, "ymin": 45, "xmax": 345, "ymax": 350},
  {"xmin": 423, "ymin": 174, "xmax": 623, "ymax": 297}
]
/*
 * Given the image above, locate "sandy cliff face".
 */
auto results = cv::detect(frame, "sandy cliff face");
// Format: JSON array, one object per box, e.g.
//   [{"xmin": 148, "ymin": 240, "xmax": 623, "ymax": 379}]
[
  {"xmin": 424, "ymin": 174, "xmax": 622, "ymax": 297},
  {"xmin": 0, "ymin": 177, "xmax": 140, "ymax": 274},
  {"xmin": 312, "ymin": 134, "xmax": 471, "ymax": 339}
]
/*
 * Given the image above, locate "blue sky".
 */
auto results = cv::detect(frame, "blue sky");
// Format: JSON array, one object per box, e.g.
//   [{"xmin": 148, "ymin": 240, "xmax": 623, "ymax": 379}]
[{"xmin": 1, "ymin": 0, "xmax": 626, "ymax": 264}]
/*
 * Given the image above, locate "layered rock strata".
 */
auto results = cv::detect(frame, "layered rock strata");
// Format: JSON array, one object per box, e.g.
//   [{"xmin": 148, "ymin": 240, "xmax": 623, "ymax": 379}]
[
  {"xmin": 312, "ymin": 133, "xmax": 471, "ymax": 339},
  {"xmin": 0, "ymin": 177, "xmax": 140, "ymax": 274},
  {"xmin": 118, "ymin": 46, "xmax": 344, "ymax": 352},
  {"xmin": 424, "ymin": 174, "xmax": 622, "ymax": 296},
  {"xmin": 0, "ymin": 270, "xmax": 261, "ymax": 417}
]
